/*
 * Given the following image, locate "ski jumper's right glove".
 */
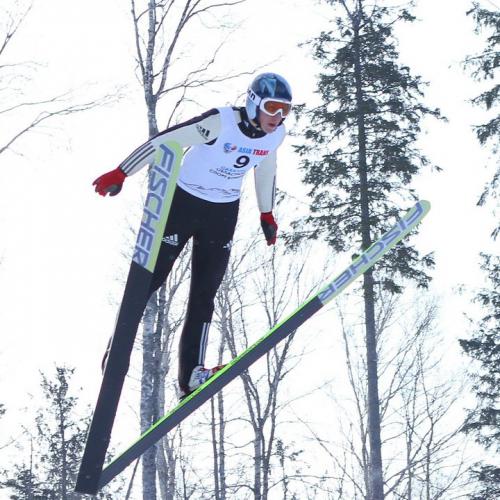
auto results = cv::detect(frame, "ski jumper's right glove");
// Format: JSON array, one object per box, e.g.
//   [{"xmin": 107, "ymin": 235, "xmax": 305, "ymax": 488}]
[
  {"xmin": 260, "ymin": 212, "xmax": 278, "ymax": 246},
  {"xmin": 93, "ymin": 167, "xmax": 126, "ymax": 196}
]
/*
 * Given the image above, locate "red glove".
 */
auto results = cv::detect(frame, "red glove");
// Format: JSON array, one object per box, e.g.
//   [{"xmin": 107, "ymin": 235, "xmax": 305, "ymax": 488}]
[
  {"xmin": 92, "ymin": 167, "xmax": 126, "ymax": 196},
  {"xmin": 260, "ymin": 212, "xmax": 278, "ymax": 245}
]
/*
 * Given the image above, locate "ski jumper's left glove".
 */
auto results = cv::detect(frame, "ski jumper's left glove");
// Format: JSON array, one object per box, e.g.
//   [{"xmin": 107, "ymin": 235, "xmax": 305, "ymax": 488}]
[
  {"xmin": 93, "ymin": 167, "xmax": 126, "ymax": 196},
  {"xmin": 260, "ymin": 212, "xmax": 278, "ymax": 246}
]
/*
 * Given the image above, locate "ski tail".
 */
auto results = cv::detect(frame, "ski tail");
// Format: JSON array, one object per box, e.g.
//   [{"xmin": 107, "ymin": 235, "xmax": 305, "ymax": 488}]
[{"xmin": 75, "ymin": 141, "xmax": 183, "ymax": 496}]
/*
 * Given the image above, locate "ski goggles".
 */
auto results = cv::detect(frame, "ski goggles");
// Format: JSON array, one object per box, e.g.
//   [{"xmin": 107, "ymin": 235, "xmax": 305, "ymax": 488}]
[{"xmin": 259, "ymin": 98, "xmax": 292, "ymax": 117}]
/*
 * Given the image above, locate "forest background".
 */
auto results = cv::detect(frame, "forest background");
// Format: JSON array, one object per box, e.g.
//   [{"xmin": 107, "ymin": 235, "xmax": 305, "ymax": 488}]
[{"xmin": 0, "ymin": 0, "xmax": 498, "ymax": 499}]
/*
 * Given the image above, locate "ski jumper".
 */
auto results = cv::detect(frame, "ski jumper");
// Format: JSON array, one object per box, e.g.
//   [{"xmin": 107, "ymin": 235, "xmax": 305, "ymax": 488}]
[{"xmin": 119, "ymin": 106, "xmax": 286, "ymax": 392}]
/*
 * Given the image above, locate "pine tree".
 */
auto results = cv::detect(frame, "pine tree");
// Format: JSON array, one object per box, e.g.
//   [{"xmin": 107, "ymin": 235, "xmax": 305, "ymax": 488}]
[
  {"xmin": 2, "ymin": 441, "xmax": 53, "ymax": 500},
  {"xmin": 1, "ymin": 401, "xmax": 48, "ymax": 499},
  {"xmin": 36, "ymin": 367, "xmax": 87, "ymax": 499},
  {"xmin": 464, "ymin": 2, "xmax": 499, "ymax": 238},
  {"xmin": 1, "ymin": 367, "xmax": 121, "ymax": 499},
  {"xmin": 460, "ymin": 7, "xmax": 500, "ymax": 496},
  {"xmin": 465, "ymin": 2, "xmax": 500, "ymax": 150},
  {"xmin": 293, "ymin": 1, "xmax": 440, "ymax": 498},
  {"xmin": 128, "ymin": 3, "xmax": 253, "ymax": 496},
  {"xmin": 293, "ymin": 0, "xmax": 439, "ymax": 291},
  {"xmin": 460, "ymin": 254, "xmax": 500, "ymax": 499}
]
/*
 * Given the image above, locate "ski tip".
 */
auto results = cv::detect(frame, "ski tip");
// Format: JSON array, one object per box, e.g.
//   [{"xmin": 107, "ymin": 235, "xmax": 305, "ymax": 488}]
[
  {"xmin": 418, "ymin": 200, "xmax": 431, "ymax": 211},
  {"xmin": 411, "ymin": 200, "xmax": 431, "ymax": 219}
]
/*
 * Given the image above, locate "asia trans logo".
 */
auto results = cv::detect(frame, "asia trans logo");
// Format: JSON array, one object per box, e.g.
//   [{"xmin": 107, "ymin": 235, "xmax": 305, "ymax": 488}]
[{"xmin": 223, "ymin": 142, "xmax": 238, "ymax": 153}]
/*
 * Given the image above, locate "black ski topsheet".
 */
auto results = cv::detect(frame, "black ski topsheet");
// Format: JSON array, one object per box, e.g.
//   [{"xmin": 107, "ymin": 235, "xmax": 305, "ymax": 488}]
[
  {"xmin": 75, "ymin": 141, "xmax": 183, "ymax": 495},
  {"xmin": 96, "ymin": 200, "xmax": 431, "ymax": 491}
]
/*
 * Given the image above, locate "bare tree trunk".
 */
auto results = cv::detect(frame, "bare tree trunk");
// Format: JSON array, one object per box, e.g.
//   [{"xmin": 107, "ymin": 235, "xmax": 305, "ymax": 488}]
[
  {"xmin": 157, "ymin": 434, "xmax": 178, "ymax": 499},
  {"xmin": 210, "ymin": 334, "xmax": 227, "ymax": 500},
  {"xmin": 352, "ymin": 7, "xmax": 384, "ymax": 499},
  {"xmin": 217, "ymin": 389, "xmax": 227, "ymax": 500},
  {"xmin": 142, "ymin": 297, "xmax": 159, "ymax": 500},
  {"xmin": 155, "ymin": 254, "xmax": 190, "ymax": 499},
  {"xmin": 128, "ymin": 1, "xmax": 250, "ymax": 496},
  {"xmin": 214, "ymin": 233, "xmax": 322, "ymax": 498},
  {"xmin": 326, "ymin": 292, "xmax": 470, "ymax": 499},
  {"xmin": 58, "ymin": 410, "xmax": 68, "ymax": 500}
]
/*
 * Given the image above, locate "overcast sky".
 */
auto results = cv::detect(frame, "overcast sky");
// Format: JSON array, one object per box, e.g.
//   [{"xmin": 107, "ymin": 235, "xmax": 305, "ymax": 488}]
[{"xmin": 0, "ymin": 0, "xmax": 498, "ymax": 486}]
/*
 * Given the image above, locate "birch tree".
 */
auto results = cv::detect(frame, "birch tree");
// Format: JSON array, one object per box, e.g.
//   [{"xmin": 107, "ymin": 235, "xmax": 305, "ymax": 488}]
[
  {"xmin": 293, "ymin": 2, "xmax": 440, "ymax": 498},
  {"xmin": 144, "ymin": 247, "xmax": 191, "ymax": 500},
  {"xmin": 126, "ymin": 1, "xmax": 250, "ymax": 497}
]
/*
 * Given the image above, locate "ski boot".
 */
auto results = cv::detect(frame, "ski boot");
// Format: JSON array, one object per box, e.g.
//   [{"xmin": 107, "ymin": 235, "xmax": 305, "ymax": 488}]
[{"xmin": 179, "ymin": 364, "xmax": 225, "ymax": 400}]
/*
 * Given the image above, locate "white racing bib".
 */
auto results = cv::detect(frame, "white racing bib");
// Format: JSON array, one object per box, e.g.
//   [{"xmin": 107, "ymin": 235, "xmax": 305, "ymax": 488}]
[{"xmin": 177, "ymin": 107, "xmax": 285, "ymax": 203}]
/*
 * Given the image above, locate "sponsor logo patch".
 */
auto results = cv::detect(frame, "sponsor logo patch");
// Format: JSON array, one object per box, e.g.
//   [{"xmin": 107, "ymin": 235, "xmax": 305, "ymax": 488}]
[
  {"xmin": 317, "ymin": 202, "xmax": 426, "ymax": 304},
  {"xmin": 162, "ymin": 234, "xmax": 179, "ymax": 246},
  {"xmin": 223, "ymin": 143, "xmax": 270, "ymax": 156},
  {"xmin": 133, "ymin": 144, "xmax": 175, "ymax": 269}
]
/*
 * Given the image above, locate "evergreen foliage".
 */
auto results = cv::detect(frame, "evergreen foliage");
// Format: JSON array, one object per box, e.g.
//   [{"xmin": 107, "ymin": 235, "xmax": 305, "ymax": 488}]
[
  {"xmin": 293, "ymin": 0, "xmax": 441, "ymax": 292},
  {"xmin": 37, "ymin": 368, "xmax": 84, "ymax": 497},
  {"xmin": 293, "ymin": 2, "xmax": 441, "ymax": 498},
  {"xmin": 460, "ymin": 5, "xmax": 500, "ymax": 495},
  {"xmin": 1, "ymin": 367, "xmax": 120, "ymax": 499},
  {"xmin": 464, "ymin": 2, "xmax": 499, "ymax": 239},
  {"xmin": 460, "ymin": 254, "xmax": 500, "ymax": 499},
  {"xmin": 466, "ymin": 2, "xmax": 500, "ymax": 150}
]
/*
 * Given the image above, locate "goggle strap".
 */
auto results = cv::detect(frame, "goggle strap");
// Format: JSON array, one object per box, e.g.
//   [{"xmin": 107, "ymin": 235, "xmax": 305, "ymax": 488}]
[{"xmin": 247, "ymin": 88, "xmax": 261, "ymax": 106}]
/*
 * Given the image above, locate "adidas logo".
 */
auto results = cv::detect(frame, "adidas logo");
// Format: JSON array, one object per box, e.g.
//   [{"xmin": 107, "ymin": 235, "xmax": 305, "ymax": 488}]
[
  {"xmin": 196, "ymin": 124, "xmax": 210, "ymax": 139},
  {"xmin": 162, "ymin": 234, "xmax": 179, "ymax": 246}
]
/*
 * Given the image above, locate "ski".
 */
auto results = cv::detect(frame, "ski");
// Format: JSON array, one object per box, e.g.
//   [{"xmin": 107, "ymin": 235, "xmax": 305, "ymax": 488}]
[
  {"xmin": 94, "ymin": 200, "xmax": 431, "ymax": 492},
  {"xmin": 75, "ymin": 141, "xmax": 183, "ymax": 495}
]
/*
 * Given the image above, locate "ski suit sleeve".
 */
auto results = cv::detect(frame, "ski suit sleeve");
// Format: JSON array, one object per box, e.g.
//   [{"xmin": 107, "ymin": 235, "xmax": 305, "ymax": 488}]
[
  {"xmin": 118, "ymin": 109, "xmax": 221, "ymax": 176},
  {"xmin": 254, "ymin": 151, "xmax": 278, "ymax": 213},
  {"xmin": 254, "ymin": 124, "xmax": 286, "ymax": 212}
]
